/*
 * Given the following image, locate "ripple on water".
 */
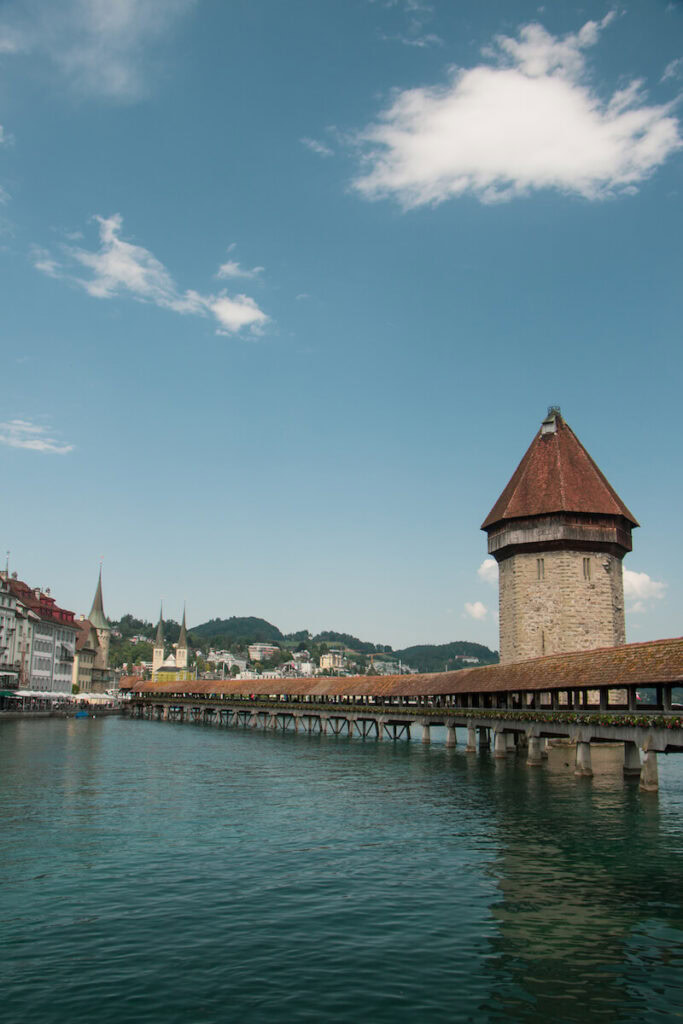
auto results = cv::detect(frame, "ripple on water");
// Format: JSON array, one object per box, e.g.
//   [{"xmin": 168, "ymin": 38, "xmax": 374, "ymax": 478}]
[{"xmin": 1, "ymin": 718, "xmax": 682, "ymax": 1024}]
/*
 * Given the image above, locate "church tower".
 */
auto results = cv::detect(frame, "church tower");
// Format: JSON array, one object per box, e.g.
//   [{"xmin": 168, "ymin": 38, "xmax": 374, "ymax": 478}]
[
  {"xmin": 176, "ymin": 606, "xmax": 189, "ymax": 670},
  {"xmin": 152, "ymin": 605, "xmax": 165, "ymax": 675},
  {"xmin": 481, "ymin": 408, "xmax": 638, "ymax": 664},
  {"xmin": 89, "ymin": 567, "xmax": 111, "ymax": 672}
]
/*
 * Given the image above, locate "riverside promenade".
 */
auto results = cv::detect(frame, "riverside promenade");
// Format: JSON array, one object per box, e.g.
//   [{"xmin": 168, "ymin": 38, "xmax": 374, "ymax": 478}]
[{"xmin": 127, "ymin": 636, "xmax": 683, "ymax": 793}]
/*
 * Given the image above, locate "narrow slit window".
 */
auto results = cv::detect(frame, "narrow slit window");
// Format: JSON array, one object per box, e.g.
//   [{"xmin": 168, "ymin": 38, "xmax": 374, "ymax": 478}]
[
  {"xmin": 583, "ymin": 557, "xmax": 591, "ymax": 580},
  {"xmin": 537, "ymin": 557, "xmax": 545, "ymax": 580}
]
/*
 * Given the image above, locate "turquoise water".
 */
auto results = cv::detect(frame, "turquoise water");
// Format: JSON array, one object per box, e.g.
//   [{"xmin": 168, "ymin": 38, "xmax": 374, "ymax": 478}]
[{"xmin": 2, "ymin": 717, "xmax": 683, "ymax": 1024}]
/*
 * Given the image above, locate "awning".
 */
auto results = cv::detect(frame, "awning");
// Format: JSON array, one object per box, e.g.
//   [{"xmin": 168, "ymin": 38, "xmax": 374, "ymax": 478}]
[{"xmin": 0, "ymin": 690, "xmax": 20, "ymax": 697}]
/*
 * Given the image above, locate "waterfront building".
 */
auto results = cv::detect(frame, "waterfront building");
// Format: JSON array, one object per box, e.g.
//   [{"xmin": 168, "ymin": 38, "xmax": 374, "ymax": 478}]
[
  {"xmin": 72, "ymin": 570, "xmax": 113, "ymax": 693},
  {"xmin": 2, "ymin": 574, "xmax": 78, "ymax": 692},
  {"xmin": 73, "ymin": 619, "xmax": 98, "ymax": 692},
  {"xmin": 0, "ymin": 573, "xmax": 37, "ymax": 688},
  {"xmin": 482, "ymin": 408, "xmax": 638, "ymax": 664}
]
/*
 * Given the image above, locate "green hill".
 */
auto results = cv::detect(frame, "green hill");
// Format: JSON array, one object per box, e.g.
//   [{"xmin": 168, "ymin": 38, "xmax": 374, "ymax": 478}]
[
  {"xmin": 395, "ymin": 641, "xmax": 498, "ymax": 674},
  {"xmin": 189, "ymin": 616, "xmax": 284, "ymax": 645}
]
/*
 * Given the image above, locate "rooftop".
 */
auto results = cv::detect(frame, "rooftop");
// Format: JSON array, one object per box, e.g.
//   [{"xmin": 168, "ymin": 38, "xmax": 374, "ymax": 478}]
[{"xmin": 482, "ymin": 409, "xmax": 638, "ymax": 531}]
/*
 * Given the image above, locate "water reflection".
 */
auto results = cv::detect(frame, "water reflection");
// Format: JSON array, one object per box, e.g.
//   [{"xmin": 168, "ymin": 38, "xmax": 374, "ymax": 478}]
[{"xmin": 471, "ymin": 746, "xmax": 683, "ymax": 1021}]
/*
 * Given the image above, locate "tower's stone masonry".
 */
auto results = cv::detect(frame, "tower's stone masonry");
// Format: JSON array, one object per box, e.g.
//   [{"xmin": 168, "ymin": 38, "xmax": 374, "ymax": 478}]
[
  {"xmin": 482, "ymin": 409, "xmax": 638, "ymax": 665},
  {"xmin": 498, "ymin": 549, "xmax": 625, "ymax": 663}
]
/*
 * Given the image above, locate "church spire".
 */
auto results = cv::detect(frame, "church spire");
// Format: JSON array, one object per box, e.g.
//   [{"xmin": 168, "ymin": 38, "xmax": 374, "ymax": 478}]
[
  {"xmin": 176, "ymin": 604, "xmax": 189, "ymax": 670},
  {"xmin": 155, "ymin": 604, "xmax": 164, "ymax": 647},
  {"xmin": 89, "ymin": 567, "xmax": 109, "ymax": 631}
]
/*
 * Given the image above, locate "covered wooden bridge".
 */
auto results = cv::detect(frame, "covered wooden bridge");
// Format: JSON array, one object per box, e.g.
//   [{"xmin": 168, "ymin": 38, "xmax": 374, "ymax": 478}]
[{"xmin": 126, "ymin": 636, "xmax": 683, "ymax": 792}]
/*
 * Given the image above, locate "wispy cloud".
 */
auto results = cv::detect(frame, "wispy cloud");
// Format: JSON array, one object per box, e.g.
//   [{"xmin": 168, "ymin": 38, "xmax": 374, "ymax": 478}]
[
  {"xmin": 623, "ymin": 568, "xmax": 667, "ymax": 614},
  {"xmin": 301, "ymin": 137, "xmax": 334, "ymax": 158},
  {"xmin": 477, "ymin": 558, "xmax": 498, "ymax": 585},
  {"xmin": 354, "ymin": 15, "xmax": 681, "ymax": 206},
  {"xmin": 661, "ymin": 57, "xmax": 682, "ymax": 83},
  {"xmin": 464, "ymin": 601, "xmax": 488, "ymax": 620},
  {"xmin": 216, "ymin": 259, "xmax": 264, "ymax": 280},
  {"xmin": 0, "ymin": 419, "xmax": 73, "ymax": 454},
  {"xmin": 374, "ymin": 0, "xmax": 443, "ymax": 49},
  {"xmin": 0, "ymin": 0, "xmax": 196, "ymax": 100},
  {"xmin": 33, "ymin": 214, "xmax": 269, "ymax": 336}
]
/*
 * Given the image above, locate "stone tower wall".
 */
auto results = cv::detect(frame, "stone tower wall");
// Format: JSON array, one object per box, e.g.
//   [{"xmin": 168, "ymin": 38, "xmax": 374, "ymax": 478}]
[
  {"xmin": 152, "ymin": 645, "xmax": 164, "ymax": 674},
  {"xmin": 94, "ymin": 627, "xmax": 110, "ymax": 671},
  {"xmin": 498, "ymin": 548, "xmax": 626, "ymax": 664},
  {"xmin": 175, "ymin": 646, "xmax": 188, "ymax": 670}
]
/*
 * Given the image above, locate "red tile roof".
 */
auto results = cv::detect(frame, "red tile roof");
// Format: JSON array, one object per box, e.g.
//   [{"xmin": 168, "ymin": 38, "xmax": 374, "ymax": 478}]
[{"xmin": 482, "ymin": 413, "xmax": 638, "ymax": 530}]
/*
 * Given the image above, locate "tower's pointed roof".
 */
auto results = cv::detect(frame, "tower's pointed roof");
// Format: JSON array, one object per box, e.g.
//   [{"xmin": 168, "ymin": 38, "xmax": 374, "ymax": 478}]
[
  {"xmin": 155, "ymin": 604, "xmax": 164, "ymax": 648},
  {"xmin": 88, "ymin": 567, "xmax": 109, "ymax": 630},
  {"xmin": 178, "ymin": 606, "xmax": 188, "ymax": 648},
  {"xmin": 481, "ymin": 409, "xmax": 639, "ymax": 531}
]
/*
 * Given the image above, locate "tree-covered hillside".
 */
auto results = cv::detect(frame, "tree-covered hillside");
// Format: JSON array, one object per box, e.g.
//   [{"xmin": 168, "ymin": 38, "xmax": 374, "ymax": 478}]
[
  {"xmin": 395, "ymin": 641, "xmax": 499, "ymax": 673},
  {"xmin": 189, "ymin": 616, "xmax": 284, "ymax": 645}
]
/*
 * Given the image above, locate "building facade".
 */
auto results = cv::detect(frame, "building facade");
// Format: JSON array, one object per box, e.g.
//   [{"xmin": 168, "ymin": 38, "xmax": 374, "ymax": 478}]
[
  {"xmin": 0, "ymin": 574, "xmax": 36, "ymax": 689},
  {"xmin": 482, "ymin": 409, "xmax": 638, "ymax": 664},
  {"xmin": 71, "ymin": 570, "xmax": 113, "ymax": 693}
]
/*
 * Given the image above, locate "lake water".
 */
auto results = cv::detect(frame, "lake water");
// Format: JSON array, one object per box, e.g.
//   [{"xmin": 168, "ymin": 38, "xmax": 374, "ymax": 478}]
[{"xmin": 2, "ymin": 717, "xmax": 683, "ymax": 1023}]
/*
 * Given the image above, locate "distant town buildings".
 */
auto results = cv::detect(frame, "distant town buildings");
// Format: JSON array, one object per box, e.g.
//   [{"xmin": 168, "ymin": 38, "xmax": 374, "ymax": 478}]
[
  {"xmin": 319, "ymin": 649, "xmax": 345, "ymax": 671},
  {"xmin": 248, "ymin": 643, "xmax": 280, "ymax": 662}
]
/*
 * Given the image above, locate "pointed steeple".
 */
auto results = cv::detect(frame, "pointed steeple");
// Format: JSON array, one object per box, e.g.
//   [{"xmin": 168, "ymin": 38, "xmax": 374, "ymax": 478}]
[
  {"xmin": 178, "ymin": 605, "xmax": 187, "ymax": 648},
  {"xmin": 155, "ymin": 604, "xmax": 164, "ymax": 647},
  {"xmin": 89, "ymin": 567, "xmax": 109, "ymax": 631},
  {"xmin": 481, "ymin": 409, "xmax": 638, "ymax": 531}
]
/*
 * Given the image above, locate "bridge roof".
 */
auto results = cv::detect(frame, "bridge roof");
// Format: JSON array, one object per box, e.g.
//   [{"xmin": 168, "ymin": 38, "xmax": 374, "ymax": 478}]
[{"xmin": 130, "ymin": 636, "xmax": 683, "ymax": 698}]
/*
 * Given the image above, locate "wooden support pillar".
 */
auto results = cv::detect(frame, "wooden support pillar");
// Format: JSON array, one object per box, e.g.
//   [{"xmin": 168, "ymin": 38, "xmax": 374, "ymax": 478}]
[
  {"xmin": 640, "ymin": 750, "xmax": 659, "ymax": 793},
  {"xmin": 376, "ymin": 720, "xmax": 382, "ymax": 740},
  {"xmin": 527, "ymin": 736, "xmax": 543, "ymax": 766},
  {"xmin": 662, "ymin": 685, "xmax": 672, "ymax": 713},
  {"xmin": 493, "ymin": 731, "xmax": 507, "ymax": 759},
  {"xmin": 421, "ymin": 723, "xmax": 430, "ymax": 744},
  {"xmin": 445, "ymin": 725, "xmax": 457, "ymax": 748},
  {"xmin": 478, "ymin": 727, "xmax": 490, "ymax": 749},
  {"xmin": 465, "ymin": 725, "xmax": 477, "ymax": 752},
  {"xmin": 599, "ymin": 688, "xmax": 609, "ymax": 711},
  {"xmin": 506, "ymin": 732, "xmax": 516, "ymax": 751},
  {"xmin": 623, "ymin": 741, "xmax": 642, "ymax": 777},
  {"xmin": 575, "ymin": 741, "xmax": 593, "ymax": 777},
  {"xmin": 628, "ymin": 688, "xmax": 638, "ymax": 712}
]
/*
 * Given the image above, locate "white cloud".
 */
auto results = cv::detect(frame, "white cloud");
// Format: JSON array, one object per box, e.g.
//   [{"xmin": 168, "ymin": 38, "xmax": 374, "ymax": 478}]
[
  {"xmin": 0, "ymin": 0, "xmax": 195, "ymax": 100},
  {"xmin": 477, "ymin": 558, "xmax": 498, "ymax": 585},
  {"xmin": 661, "ymin": 58, "xmax": 682, "ymax": 83},
  {"xmin": 33, "ymin": 214, "xmax": 269, "ymax": 336},
  {"xmin": 0, "ymin": 419, "xmax": 73, "ymax": 454},
  {"xmin": 216, "ymin": 260, "xmax": 264, "ymax": 280},
  {"xmin": 301, "ymin": 137, "xmax": 334, "ymax": 158},
  {"xmin": 354, "ymin": 15, "xmax": 681, "ymax": 206},
  {"xmin": 623, "ymin": 568, "xmax": 667, "ymax": 613},
  {"xmin": 464, "ymin": 600, "xmax": 488, "ymax": 620}
]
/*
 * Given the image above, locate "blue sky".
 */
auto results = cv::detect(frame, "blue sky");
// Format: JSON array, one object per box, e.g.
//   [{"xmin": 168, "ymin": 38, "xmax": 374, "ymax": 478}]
[{"xmin": 1, "ymin": 0, "xmax": 681, "ymax": 649}]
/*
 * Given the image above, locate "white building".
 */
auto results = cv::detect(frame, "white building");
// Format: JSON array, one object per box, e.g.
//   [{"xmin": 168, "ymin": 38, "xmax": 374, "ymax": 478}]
[
  {"xmin": 0, "ymin": 575, "xmax": 37, "ymax": 689},
  {"xmin": 1, "ymin": 572, "xmax": 78, "ymax": 693},
  {"xmin": 248, "ymin": 643, "xmax": 280, "ymax": 662}
]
